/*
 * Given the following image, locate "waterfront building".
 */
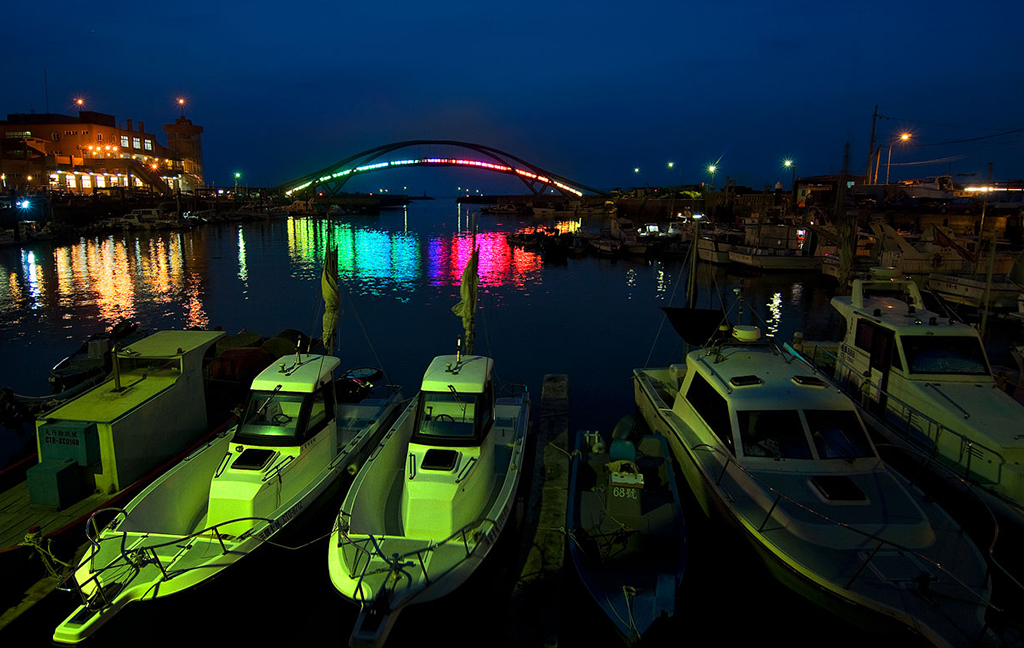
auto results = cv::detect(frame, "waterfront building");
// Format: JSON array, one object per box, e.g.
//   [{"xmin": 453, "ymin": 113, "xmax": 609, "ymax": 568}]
[{"xmin": 0, "ymin": 109, "xmax": 204, "ymax": 195}]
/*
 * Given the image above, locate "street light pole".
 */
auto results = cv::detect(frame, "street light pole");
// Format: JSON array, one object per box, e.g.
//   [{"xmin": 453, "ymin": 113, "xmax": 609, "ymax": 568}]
[
  {"xmin": 707, "ymin": 165, "xmax": 717, "ymax": 192},
  {"xmin": 885, "ymin": 133, "xmax": 911, "ymax": 185},
  {"xmin": 783, "ymin": 159, "xmax": 796, "ymax": 190}
]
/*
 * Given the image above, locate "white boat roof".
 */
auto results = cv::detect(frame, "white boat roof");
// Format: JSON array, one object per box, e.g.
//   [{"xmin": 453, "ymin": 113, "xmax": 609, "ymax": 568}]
[
  {"xmin": 832, "ymin": 276, "xmax": 980, "ymax": 339},
  {"xmin": 250, "ymin": 354, "xmax": 340, "ymax": 393},
  {"xmin": 119, "ymin": 330, "xmax": 225, "ymax": 357},
  {"xmin": 692, "ymin": 344, "xmax": 856, "ymax": 412},
  {"xmin": 421, "ymin": 354, "xmax": 492, "ymax": 393}
]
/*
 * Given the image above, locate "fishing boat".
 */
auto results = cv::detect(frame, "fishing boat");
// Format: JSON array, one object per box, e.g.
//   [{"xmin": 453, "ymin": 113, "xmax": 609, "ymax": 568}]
[
  {"xmin": 48, "ymin": 319, "xmax": 147, "ymax": 394},
  {"xmin": 634, "ymin": 320, "xmax": 995, "ymax": 647},
  {"xmin": 327, "ymin": 246, "xmax": 531, "ymax": 647},
  {"xmin": 0, "ymin": 330, "xmax": 235, "ymax": 630},
  {"xmin": 51, "ymin": 353, "xmax": 402, "ymax": 644},
  {"xmin": 0, "ymin": 330, "xmax": 227, "ymax": 556},
  {"xmin": 566, "ymin": 417, "xmax": 686, "ymax": 645},
  {"xmin": 727, "ymin": 222, "xmax": 822, "ymax": 271},
  {"xmin": 791, "ymin": 267, "xmax": 1024, "ymax": 528},
  {"xmin": 696, "ymin": 228, "xmax": 745, "ymax": 264}
]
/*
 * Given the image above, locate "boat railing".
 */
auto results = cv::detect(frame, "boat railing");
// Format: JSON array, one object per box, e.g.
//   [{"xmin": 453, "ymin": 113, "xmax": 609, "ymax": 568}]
[
  {"xmin": 692, "ymin": 443, "xmax": 997, "ymax": 610},
  {"xmin": 497, "ymin": 381, "xmax": 529, "ymax": 399},
  {"xmin": 335, "ymin": 510, "xmax": 501, "ymax": 603},
  {"xmin": 786, "ymin": 343, "xmax": 1011, "ymax": 490},
  {"xmin": 63, "ymin": 507, "xmax": 279, "ymax": 607},
  {"xmin": 871, "ymin": 438, "xmax": 1024, "ymax": 601}
]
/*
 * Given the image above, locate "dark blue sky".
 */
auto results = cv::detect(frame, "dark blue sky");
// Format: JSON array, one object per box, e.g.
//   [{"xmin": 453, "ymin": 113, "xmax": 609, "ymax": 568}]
[{"xmin": 4, "ymin": 1, "xmax": 1022, "ymax": 193}]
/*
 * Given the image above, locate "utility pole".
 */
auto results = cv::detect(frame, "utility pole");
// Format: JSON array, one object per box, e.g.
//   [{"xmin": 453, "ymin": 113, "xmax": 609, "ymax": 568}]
[{"xmin": 866, "ymin": 105, "xmax": 879, "ymax": 185}]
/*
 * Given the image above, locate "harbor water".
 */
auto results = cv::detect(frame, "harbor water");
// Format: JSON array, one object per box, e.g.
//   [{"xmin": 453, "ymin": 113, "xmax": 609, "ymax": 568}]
[{"xmin": 0, "ymin": 199, "xmax": 977, "ymax": 646}]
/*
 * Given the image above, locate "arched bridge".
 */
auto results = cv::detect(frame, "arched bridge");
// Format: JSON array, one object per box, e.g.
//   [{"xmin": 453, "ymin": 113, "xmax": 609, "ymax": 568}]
[{"xmin": 277, "ymin": 140, "xmax": 608, "ymax": 198}]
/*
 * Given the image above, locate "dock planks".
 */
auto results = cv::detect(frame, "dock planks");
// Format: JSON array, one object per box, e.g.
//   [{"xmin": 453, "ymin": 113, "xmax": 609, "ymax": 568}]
[{"xmin": 507, "ymin": 374, "xmax": 569, "ymax": 647}]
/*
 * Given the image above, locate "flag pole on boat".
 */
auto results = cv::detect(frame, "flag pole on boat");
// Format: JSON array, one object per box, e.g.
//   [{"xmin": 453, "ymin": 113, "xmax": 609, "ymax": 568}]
[
  {"xmin": 321, "ymin": 239, "xmax": 340, "ymax": 355},
  {"xmin": 452, "ymin": 238, "xmax": 479, "ymax": 356}
]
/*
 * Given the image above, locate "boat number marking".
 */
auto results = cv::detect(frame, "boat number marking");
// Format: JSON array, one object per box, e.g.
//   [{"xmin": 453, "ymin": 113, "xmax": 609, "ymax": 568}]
[{"xmin": 611, "ymin": 487, "xmax": 638, "ymax": 499}]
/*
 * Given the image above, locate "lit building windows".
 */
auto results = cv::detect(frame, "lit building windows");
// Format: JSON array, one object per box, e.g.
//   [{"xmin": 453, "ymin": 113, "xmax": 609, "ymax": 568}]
[
  {"xmin": 132, "ymin": 137, "xmax": 141, "ymax": 149},
  {"xmin": 66, "ymin": 175, "xmax": 76, "ymax": 188},
  {"xmin": 121, "ymin": 135, "xmax": 129, "ymax": 147},
  {"xmin": 144, "ymin": 139, "xmax": 153, "ymax": 151}
]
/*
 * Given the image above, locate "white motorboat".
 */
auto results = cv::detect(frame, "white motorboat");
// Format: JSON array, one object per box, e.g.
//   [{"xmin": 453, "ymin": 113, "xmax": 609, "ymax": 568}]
[
  {"xmin": 52, "ymin": 354, "xmax": 403, "ymax": 644},
  {"xmin": 634, "ymin": 323, "xmax": 995, "ymax": 647},
  {"xmin": 328, "ymin": 351, "xmax": 529, "ymax": 647},
  {"xmin": 794, "ymin": 267, "xmax": 1024, "ymax": 527}
]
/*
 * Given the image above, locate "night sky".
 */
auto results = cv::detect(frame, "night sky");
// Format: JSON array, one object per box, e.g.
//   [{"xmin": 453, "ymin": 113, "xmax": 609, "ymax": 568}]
[{"xmin": 3, "ymin": 0, "xmax": 1022, "ymax": 194}]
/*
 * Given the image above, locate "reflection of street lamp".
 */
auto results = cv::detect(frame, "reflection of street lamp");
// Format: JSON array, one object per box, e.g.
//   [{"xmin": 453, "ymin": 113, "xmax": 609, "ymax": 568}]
[
  {"xmin": 783, "ymin": 159, "xmax": 795, "ymax": 190},
  {"xmin": 885, "ymin": 132, "xmax": 911, "ymax": 185},
  {"xmin": 707, "ymin": 165, "xmax": 717, "ymax": 191}
]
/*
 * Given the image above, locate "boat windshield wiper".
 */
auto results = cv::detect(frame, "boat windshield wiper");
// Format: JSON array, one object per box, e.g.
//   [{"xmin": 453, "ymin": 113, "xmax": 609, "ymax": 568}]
[
  {"xmin": 254, "ymin": 384, "xmax": 283, "ymax": 417},
  {"xmin": 447, "ymin": 384, "xmax": 467, "ymax": 417}
]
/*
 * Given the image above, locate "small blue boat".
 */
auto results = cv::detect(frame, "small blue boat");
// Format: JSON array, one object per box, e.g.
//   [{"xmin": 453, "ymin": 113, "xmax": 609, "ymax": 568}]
[{"xmin": 566, "ymin": 416, "xmax": 687, "ymax": 645}]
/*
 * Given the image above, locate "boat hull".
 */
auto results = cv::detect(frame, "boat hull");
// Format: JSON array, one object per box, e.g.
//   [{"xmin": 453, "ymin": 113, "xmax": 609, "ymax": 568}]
[{"xmin": 329, "ymin": 389, "xmax": 530, "ymax": 645}]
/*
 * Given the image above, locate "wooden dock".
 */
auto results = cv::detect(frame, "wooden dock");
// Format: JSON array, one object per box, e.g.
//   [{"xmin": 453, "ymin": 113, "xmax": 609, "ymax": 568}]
[{"xmin": 506, "ymin": 374, "xmax": 570, "ymax": 647}]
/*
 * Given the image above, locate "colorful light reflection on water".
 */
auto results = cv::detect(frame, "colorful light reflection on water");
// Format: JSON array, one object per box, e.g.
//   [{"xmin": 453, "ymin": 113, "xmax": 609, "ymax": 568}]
[{"xmin": 0, "ymin": 215, "xmax": 546, "ymax": 352}]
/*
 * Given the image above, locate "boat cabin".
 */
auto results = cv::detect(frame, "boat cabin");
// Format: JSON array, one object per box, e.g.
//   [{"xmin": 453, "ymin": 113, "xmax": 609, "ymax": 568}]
[
  {"xmin": 232, "ymin": 354, "xmax": 340, "ymax": 447},
  {"xmin": 26, "ymin": 330, "xmax": 224, "ymax": 510},
  {"xmin": 412, "ymin": 354, "xmax": 495, "ymax": 446},
  {"xmin": 832, "ymin": 269, "xmax": 995, "ymax": 407},
  {"xmin": 403, "ymin": 354, "xmax": 497, "ymax": 538},
  {"xmin": 207, "ymin": 354, "xmax": 340, "ymax": 535},
  {"xmin": 673, "ymin": 328, "xmax": 879, "ymax": 470}
]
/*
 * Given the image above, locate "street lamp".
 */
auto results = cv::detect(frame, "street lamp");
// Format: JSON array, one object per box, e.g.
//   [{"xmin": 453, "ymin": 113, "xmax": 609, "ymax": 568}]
[
  {"xmin": 177, "ymin": 98, "xmax": 186, "ymax": 117},
  {"xmin": 885, "ymin": 132, "xmax": 911, "ymax": 185},
  {"xmin": 707, "ymin": 165, "xmax": 717, "ymax": 192},
  {"xmin": 234, "ymin": 172, "xmax": 241, "ymax": 195},
  {"xmin": 783, "ymin": 159, "xmax": 795, "ymax": 190}
]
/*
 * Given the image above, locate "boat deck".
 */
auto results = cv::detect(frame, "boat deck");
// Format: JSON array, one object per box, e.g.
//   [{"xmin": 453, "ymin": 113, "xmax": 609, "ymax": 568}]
[{"xmin": 0, "ymin": 481, "xmax": 108, "ymax": 549}]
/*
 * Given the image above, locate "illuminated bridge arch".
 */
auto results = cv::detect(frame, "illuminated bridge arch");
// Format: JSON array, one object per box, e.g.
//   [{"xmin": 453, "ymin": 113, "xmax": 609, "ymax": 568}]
[{"xmin": 278, "ymin": 140, "xmax": 608, "ymax": 198}]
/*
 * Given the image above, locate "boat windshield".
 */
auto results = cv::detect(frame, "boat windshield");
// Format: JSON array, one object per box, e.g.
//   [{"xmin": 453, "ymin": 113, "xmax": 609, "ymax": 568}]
[
  {"xmin": 234, "ymin": 390, "xmax": 310, "ymax": 446},
  {"xmin": 804, "ymin": 410, "xmax": 874, "ymax": 459},
  {"xmin": 415, "ymin": 391, "xmax": 480, "ymax": 443},
  {"xmin": 737, "ymin": 410, "xmax": 812, "ymax": 460},
  {"xmin": 900, "ymin": 335, "xmax": 989, "ymax": 375}
]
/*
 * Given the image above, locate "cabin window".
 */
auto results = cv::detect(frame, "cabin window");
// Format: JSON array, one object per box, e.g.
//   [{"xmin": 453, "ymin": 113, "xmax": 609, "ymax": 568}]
[
  {"xmin": 685, "ymin": 373, "xmax": 733, "ymax": 454},
  {"xmin": 855, "ymin": 319, "xmax": 895, "ymax": 370},
  {"xmin": 900, "ymin": 336, "xmax": 988, "ymax": 375},
  {"xmin": 804, "ymin": 410, "xmax": 874, "ymax": 459},
  {"xmin": 414, "ymin": 388, "xmax": 488, "ymax": 446},
  {"xmin": 737, "ymin": 410, "xmax": 812, "ymax": 459},
  {"xmin": 234, "ymin": 384, "xmax": 333, "ymax": 447}
]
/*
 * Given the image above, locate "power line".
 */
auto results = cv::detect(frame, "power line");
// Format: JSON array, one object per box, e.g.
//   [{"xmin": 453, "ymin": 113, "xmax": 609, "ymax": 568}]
[{"xmin": 908, "ymin": 128, "xmax": 1024, "ymax": 147}]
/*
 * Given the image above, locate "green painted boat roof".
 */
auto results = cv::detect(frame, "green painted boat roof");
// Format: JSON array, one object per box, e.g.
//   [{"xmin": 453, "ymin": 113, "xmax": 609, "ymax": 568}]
[{"xmin": 118, "ymin": 330, "xmax": 225, "ymax": 357}]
